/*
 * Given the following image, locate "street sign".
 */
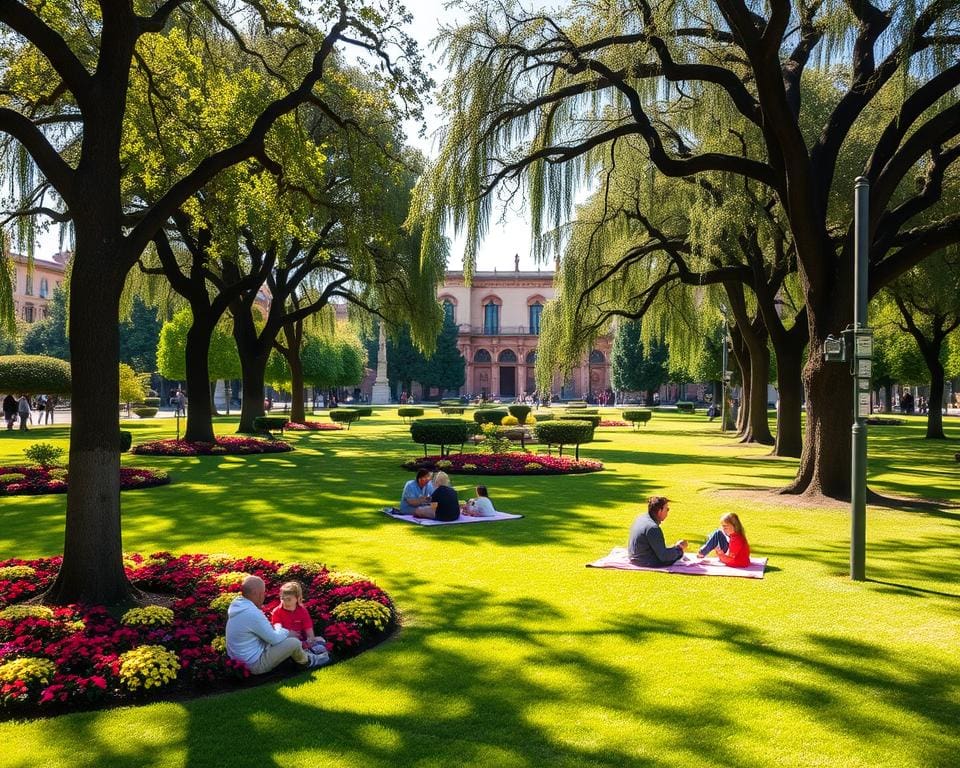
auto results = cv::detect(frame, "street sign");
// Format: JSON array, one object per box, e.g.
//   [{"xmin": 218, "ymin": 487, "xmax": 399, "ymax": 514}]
[
  {"xmin": 857, "ymin": 392, "xmax": 871, "ymax": 418},
  {"xmin": 855, "ymin": 332, "xmax": 873, "ymax": 358},
  {"xmin": 857, "ymin": 358, "xmax": 872, "ymax": 378},
  {"xmin": 858, "ymin": 378, "xmax": 871, "ymax": 391}
]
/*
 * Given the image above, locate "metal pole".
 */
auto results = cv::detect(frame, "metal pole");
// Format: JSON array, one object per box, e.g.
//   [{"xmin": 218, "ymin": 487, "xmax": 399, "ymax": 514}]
[{"xmin": 851, "ymin": 177, "xmax": 869, "ymax": 581}]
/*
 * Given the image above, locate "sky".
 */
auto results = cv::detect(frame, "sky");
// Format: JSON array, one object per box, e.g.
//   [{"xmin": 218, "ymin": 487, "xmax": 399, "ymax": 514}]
[{"xmin": 29, "ymin": 1, "xmax": 542, "ymax": 272}]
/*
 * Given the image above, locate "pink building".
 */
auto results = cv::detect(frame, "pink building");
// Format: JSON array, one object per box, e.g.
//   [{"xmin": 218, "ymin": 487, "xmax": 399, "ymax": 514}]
[
  {"xmin": 439, "ymin": 268, "xmax": 611, "ymax": 400},
  {"xmin": 7, "ymin": 251, "xmax": 68, "ymax": 324}
]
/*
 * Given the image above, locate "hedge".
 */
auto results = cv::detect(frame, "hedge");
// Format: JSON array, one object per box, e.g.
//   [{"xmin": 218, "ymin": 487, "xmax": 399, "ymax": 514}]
[
  {"xmin": 329, "ymin": 409, "xmax": 361, "ymax": 429},
  {"xmin": 560, "ymin": 413, "xmax": 601, "ymax": 428},
  {"xmin": 473, "ymin": 408, "xmax": 508, "ymax": 425},
  {"xmin": 0, "ymin": 355, "xmax": 71, "ymax": 394},
  {"xmin": 351, "ymin": 406, "xmax": 373, "ymax": 417},
  {"xmin": 622, "ymin": 409, "xmax": 653, "ymax": 428},
  {"xmin": 143, "ymin": 397, "xmax": 161, "ymax": 408},
  {"xmin": 398, "ymin": 407, "xmax": 425, "ymax": 422},
  {"xmin": 132, "ymin": 407, "xmax": 158, "ymax": 419},
  {"xmin": 532, "ymin": 412, "xmax": 554, "ymax": 422},
  {"xmin": 410, "ymin": 418, "xmax": 474, "ymax": 456},
  {"xmin": 565, "ymin": 401, "xmax": 588, "ymax": 409},
  {"xmin": 534, "ymin": 420, "xmax": 595, "ymax": 459},
  {"xmin": 253, "ymin": 416, "xmax": 290, "ymax": 436},
  {"xmin": 676, "ymin": 401, "xmax": 696, "ymax": 413},
  {"xmin": 508, "ymin": 404, "xmax": 532, "ymax": 422},
  {"xmin": 120, "ymin": 431, "xmax": 132, "ymax": 453},
  {"xmin": 440, "ymin": 406, "xmax": 465, "ymax": 415}
]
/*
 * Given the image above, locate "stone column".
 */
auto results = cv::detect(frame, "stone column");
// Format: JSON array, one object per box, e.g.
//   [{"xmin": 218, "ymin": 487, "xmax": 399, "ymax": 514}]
[{"xmin": 370, "ymin": 323, "xmax": 391, "ymax": 404}]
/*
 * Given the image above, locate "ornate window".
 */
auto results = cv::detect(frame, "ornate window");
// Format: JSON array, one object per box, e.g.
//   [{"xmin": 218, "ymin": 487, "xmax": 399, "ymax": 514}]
[
  {"xmin": 442, "ymin": 300, "xmax": 455, "ymax": 324},
  {"xmin": 528, "ymin": 302, "xmax": 543, "ymax": 334},
  {"xmin": 24, "ymin": 303, "xmax": 34, "ymax": 322},
  {"xmin": 526, "ymin": 350, "xmax": 538, "ymax": 364},
  {"xmin": 483, "ymin": 301, "xmax": 500, "ymax": 334},
  {"xmin": 39, "ymin": 278, "xmax": 49, "ymax": 299},
  {"xmin": 474, "ymin": 349, "xmax": 492, "ymax": 363},
  {"xmin": 498, "ymin": 349, "xmax": 517, "ymax": 363},
  {"xmin": 589, "ymin": 349, "xmax": 606, "ymax": 364},
  {"xmin": 25, "ymin": 274, "xmax": 33, "ymax": 296}
]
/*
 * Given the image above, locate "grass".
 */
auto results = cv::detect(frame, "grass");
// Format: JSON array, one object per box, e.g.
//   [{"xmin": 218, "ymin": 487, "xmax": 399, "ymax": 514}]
[{"xmin": 0, "ymin": 409, "xmax": 958, "ymax": 768}]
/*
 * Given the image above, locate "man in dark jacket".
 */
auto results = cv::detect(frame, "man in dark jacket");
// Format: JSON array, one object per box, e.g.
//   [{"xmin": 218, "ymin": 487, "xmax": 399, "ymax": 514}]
[{"xmin": 627, "ymin": 496, "xmax": 687, "ymax": 566}]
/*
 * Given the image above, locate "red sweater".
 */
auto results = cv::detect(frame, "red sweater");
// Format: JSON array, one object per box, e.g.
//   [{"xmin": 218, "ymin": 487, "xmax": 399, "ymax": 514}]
[
  {"xmin": 269, "ymin": 604, "xmax": 314, "ymax": 641},
  {"xmin": 718, "ymin": 532, "xmax": 751, "ymax": 568}
]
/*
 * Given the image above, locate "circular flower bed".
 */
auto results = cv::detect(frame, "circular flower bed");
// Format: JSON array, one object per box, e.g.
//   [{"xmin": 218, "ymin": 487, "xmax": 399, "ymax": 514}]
[
  {"xmin": 285, "ymin": 422, "xmax": 344, "ymax": 431},
  {"xmin": 403, "ymin": 452, "xmax": 602, "ymax": 475},
  {"xmin": 0, "ymin": 466, "xmax": 169, "ymax": 495},
  {"xmin": 0, "ymin": 553, "xmax": 396, "ymax": 717},
  {"xmin": 130, "ymin": 436, "xmax": 292, "ymax": 456},
  {"xmin": 599, "ymin": 420, "xmax": 631, "ymax": 427}
]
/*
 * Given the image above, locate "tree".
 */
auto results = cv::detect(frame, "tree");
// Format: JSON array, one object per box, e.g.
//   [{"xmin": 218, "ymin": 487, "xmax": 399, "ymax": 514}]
[
  {"xmin": 21, "ymin": 284, "xmax": 69, "ymax": 360},
  {"xmin": 118, "ymin": 363, "xmax": 150, "ymax": 410},
  {"xmin": 418, "ymin": 317, "xmax": 466, "ymax": 395},
  {"xmin": 0, "ymin": 2, "xmax": 427, "ymax": 603},
  {"xmin": 156, "ymin": 309, "xmax": 241, "ymax": 385},
  {"xmin": 611, "ymin": 320, "xmax": 669, "ymax": 404},
  {"xmin": 417, "ymin": 1, "xmax": 960, "ymax": 498},
  {"xmin": 119, "ymin": 298, "xmax": 161, "ymax": 374}
]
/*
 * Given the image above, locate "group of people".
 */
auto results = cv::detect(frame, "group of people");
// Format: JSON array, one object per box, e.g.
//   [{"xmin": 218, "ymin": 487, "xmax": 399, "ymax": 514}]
[
  {"xmin": 2, "ymin": 393, "xmax": 55, "ymax": 430},
  {"xmin": 628, "ymin": 496, "xmax": 751, "ymax": 568},
  {"xmin": 400, "ymin": 469, "xmax": 497, "ymax": 521}
]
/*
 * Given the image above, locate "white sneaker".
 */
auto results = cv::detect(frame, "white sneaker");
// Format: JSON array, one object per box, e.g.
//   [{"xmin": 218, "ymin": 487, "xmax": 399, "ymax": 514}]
[{"xmin": 306, "ymin": 651, "xmax": 330, "ymax": 669}]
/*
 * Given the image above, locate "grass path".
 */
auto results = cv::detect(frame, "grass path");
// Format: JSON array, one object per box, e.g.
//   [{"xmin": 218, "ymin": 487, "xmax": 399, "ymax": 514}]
[{"xmin": 0, "ymin": 410, "xmax": 957, "ymax": 768}]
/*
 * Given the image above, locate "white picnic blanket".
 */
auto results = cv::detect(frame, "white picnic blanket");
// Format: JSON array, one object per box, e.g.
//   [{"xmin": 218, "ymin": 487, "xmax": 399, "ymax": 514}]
[
  {"xmin": 382, "ymin": 508, "xmax": 523, "ymax": 526},
  {"xmin": 587, "ymin": 547, "xmax": 767, "ymax": 579}
]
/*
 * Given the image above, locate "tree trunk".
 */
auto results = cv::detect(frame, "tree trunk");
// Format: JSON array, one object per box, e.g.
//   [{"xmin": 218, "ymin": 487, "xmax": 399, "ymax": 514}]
[
  {"xmin": 925, "ymin": 357, "xmax": 946, "ymax": 439},
  {"xmin": 742, "ymin": 339, "xmax": 774, "ymax": 445},
  {"xmin": 772, "ymin": 344, "xmax": 804, "ymax": 458},
  {"xmin": 183, "ymin": 317, "xmax": 217, "ymax": 443},
  {"xmin": 233, "ymin": 309, "xmax": 269, "ymax": 433},
  {"xmin": 728, "ymin": 323, "xmax": 750, "ymax": 436},
  {"xmin": 288, "ymin": 358, "xmax": 306, "ymax": 424},
  {"xmin": 210, "ymin": 381, "xmax": 220, "ymax": 417},
  {"xmin": 44, "ymin": 238, "xmax": 136, "ymax": 605}
]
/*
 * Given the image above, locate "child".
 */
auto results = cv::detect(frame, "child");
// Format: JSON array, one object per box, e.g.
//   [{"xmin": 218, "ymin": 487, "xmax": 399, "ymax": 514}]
[
  {"xmin": 270, "ymin": 581, "xmax": 328, "ymax": 655},
  {"xmin": 697, "ymin": 512, "xmax": 751, "ymax": 567},
  {"xmin": 461, "ymin": 485, "xmax": 496, "ymax": 517}
]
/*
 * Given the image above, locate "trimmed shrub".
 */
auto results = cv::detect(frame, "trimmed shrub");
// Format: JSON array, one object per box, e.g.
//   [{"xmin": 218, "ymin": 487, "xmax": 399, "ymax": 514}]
[
  {"xmin": 253, "ymin": 416, "xmax": 289, "ymax": 436},
  {"xmin": 501, "ymin": 415, "xmax": 520, "ymax": 426},
  {"xmin": 440, "ymin": 406, "xmax": 465, "ymax": 415},
  {"xmin": 24, "ymin": 443, "xmax": 64, "ymax": 467},
  {"xmin": 534, "ymin": 420, "xmax": 596, "ymax": 459},
  {"xmin": 622, "ymin": 409, "xmax": 653, "ymax": 428},
  {"xmin": 473, "ymin": 408, "xmax": 508, "ymax": 425},
  {"xmin": 397, "ymin": 407, "xmax": 425, "ymax": 423},
  {"xmin": 351, "ymin": 406, "xmax": 373, "ymax": 417},
  {"xmin": 561, "ymin": 413, "xmax": 602, "ymax": 428},
  {"xmin": 410, "ymin": 418, "xmax": 474, "ymax": 457},
  {"xmin": 565, "ymin": 401, "xmax": 588, "ymax": 409},
  {"xmin": 508, "ymin": 404, "xmax": 532, "ymax": 422},
  {"xmin": 133, "ymin": 407, "xmax": 158, "ymax": 419},
  {"xmin": 0, "ymin": 355, "xmax": 71, "ymax": 394},
  {"xmin": 676, "ymin": 401, "xmax": 696, "ymax": 413},
  {"xmin": 143, "ymin": 397, "xmax": 161, "ymax": 408},
  {"xmin": 120, "ymin": 431, "xmax": 132, "ymax": 453},
  {"xmin": 533, "ymin": 412, "xmax": 554, "ymax": 422},
  {"xmin": 329, "ymin": 409, "xmax": 361, "ymax": 429}
]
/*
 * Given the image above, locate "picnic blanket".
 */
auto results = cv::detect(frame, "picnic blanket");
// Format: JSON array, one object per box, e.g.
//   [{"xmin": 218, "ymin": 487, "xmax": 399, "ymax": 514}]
[
  {"xmin": 382, "ymin": 507, "xmax": 523, "ymax": 526},
  {"xmin": 587, "ymin": 547, "xmax": 767, "ymax": 579}
]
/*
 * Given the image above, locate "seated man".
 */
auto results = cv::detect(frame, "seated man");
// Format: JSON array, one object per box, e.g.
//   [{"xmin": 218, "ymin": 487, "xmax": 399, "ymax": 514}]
[
  {"xmin": 627, "ymin": 496, "xmax": 687, "ymax": 566},
  {"xmin": 413, "ymin": 471, "xmax": 460, "ymax": 521},
  {"xmin": 226, "ymin": 576, "xmax": 327, "ymax": 674},
  {"xmin": 400, "ymin": 469, "xmax": 435, "ymax": 515}
]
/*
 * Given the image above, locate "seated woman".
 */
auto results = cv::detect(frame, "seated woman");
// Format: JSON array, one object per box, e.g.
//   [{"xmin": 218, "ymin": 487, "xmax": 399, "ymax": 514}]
[
  {"xmin": 461, "ymin": 485, "xmax": 496, "ymax": 517},
  {"xmin": 413, "ymin": 471, "xmax": 460, "ymax": 521},
  {"xmin": 697, "ymin": 512, "xmax": 751, "ymax": 567}
]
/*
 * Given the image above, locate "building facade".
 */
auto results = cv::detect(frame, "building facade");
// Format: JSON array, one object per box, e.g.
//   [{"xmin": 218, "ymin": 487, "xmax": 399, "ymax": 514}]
[
  {"xmin": 7, "ymin": 251, "xmax": 68, "ymax": 324},
  {"xmin": 438, "ymin": 268, "xmax": 611, "ymax": 400}
]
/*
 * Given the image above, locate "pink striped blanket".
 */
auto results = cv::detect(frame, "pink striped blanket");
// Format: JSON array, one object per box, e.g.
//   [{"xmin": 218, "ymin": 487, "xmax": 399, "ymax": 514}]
[{"xmin": 587, "ymin": 547, "xmax": 767, "ymax": 579}]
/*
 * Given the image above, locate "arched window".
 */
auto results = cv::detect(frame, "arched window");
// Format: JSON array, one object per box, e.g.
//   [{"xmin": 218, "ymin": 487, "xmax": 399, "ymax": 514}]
[
  {"xmin": 483, "ymin": 301, "xmax": 500, "ymax": 334},
  {"xmin": 589, "ymin": 349, "xmax": 606, "ymax": 364},
  {"xmin": 442, "ymin": 300, "xmax": 455, "ymax": 324},
  {"xmin": 498, "ymin": 349, "xmax": 517, "ymax": 363},
  {"xmin": 526, "ymin": 350, "xmax": 538, "ymax": 364},
  {"xmin": 474, "ymin": 349, "xmax": 492, "ymax": 363},
  {"xmin": 528, "ymin": 302, "xmax": 543, "ymax": 334}
]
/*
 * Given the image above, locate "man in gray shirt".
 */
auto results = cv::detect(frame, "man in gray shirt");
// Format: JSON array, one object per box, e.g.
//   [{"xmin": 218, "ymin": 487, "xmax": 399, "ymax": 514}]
[{"xmin": 628, "ymin": 496, "xmax": 687, "ymax": 566}]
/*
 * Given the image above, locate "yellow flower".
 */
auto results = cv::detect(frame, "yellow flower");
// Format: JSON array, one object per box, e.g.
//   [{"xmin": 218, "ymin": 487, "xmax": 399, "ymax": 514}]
[
  {"xmin": 209, "ymin": 593, "xmax": 238, "ymax": 614},
  {"xmin": 330, "ymin": 599, "xmax": 392, "ymax": 631},
  {"xmin": 0, "ymin": 605, "xmax": 54, "ymax": 621},
  {"xmin": 117, "ymin": 645, "xmax": 179, "ymax": 692},
  {"xmin": 0, "ymin": 657, "xmax": 56, "ymax": 686},
  {"xmin": 213, "ymin": 571, "xmax": 251, "ymax": 588},
  {"xmin": 121, "ymin": 606, "xmax": 175, "ymax": 627}
]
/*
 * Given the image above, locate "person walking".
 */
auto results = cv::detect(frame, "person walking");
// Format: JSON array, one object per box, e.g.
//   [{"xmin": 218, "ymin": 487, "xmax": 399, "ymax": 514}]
[
  {"xmin": 3, "ymin": 395, "xmax": 16, "ymax": 430},
  {"xmin": 17, "ymin": 394, "xmax": 31, "ymax": 431},
  {"xmin": 44, "ymin": 395, "xmax": 55, "ymax": 424}
]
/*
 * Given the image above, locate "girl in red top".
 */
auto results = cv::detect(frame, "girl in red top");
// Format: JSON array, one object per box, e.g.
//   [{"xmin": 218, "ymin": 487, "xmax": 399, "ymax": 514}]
[
  {"xmin": 696, "ymin": 512, "xmax": 751, "ymax": 567},
  {"xmin": 270, "ymin": 581, "xmax": 327, "ymax": 654}
]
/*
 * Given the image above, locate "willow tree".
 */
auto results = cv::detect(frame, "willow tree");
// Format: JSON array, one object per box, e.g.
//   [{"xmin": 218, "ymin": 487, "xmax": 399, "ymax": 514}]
[
  {"xmin": 0, "ymin": 0, "xmax": 427, "ymax": 604},
  {"xmin": 415, "ymin": 0, "xmax": 960, "ymax": 498}
]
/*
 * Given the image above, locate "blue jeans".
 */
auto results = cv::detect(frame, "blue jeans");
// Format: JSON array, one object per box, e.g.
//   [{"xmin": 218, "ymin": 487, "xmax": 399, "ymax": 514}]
[{"xmin": 699, "ymin": 529, "xmax": 729, "ymax": 557}]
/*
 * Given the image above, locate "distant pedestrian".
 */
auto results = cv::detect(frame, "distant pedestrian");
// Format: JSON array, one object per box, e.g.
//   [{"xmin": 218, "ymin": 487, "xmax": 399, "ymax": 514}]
[
  {"xmin": 17, "ymin": 395, "xmax": 31, "ymax": 431},
  {"xmin": 3, "ymin": 395, "xmax": 16, "ymax": 430},
  {"xmin": 44, "ymin": 395, "xmax": 55, "ymax": 424},
  {"xmin": 175, "ymin": 390, "xmax": 186, "ymax": 417}
]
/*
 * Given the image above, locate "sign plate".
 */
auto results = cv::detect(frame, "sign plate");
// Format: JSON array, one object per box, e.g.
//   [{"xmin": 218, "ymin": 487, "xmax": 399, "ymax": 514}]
[
  {"xmin": 855, "ymin": 333, "xmax": 873, "ymax": 358},
  {"xmin": 858, "ymin": 378, "xmax": 871, "ymax": 392},
  {"xmin": 857, "ymin": 392, "xmax": 871, "ymax": 418},
  {"xmin": 857, "ymin": 359, "xmax": 872, "ymax": 378}
]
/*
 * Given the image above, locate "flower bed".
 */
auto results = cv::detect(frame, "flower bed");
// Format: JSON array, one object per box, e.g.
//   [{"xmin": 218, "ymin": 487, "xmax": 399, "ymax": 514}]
[
  {"xmin": 0, "ymin": 466, "xmax": 170, "ymax": 495},
  {"xmin": 402, "ymin": 452, "xmax": 602, "ymax": 475},
  {"xmin": 285, "ymin": 422, "xmax": 344, "ymax": 431},
  {"xmin": 599, "ymin": 420, "xmax": 631, "ymax": 427},
  {"xmin": 0, "ymin": 553, "xmax": 396, "ymax": 717},
  {"xmin": 130, "ymin": 436, "xmax": 293, "ymax": 456}
]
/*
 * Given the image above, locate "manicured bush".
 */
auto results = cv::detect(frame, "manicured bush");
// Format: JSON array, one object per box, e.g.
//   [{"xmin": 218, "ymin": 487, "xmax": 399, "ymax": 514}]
[
  {"xmin": 508, "ymin": 404, "xmax": 532, "ymax": 422},
  {"xmin": 133, "ymin": 407, "xmax": 158, "ymax": 419},
  {"xmin": 532, "ymin": 412, "xmax": 554, "ymax": 422},
  {"xmin": 23, "ymin": 443, "xmax": 64, "ymax": 467},
  {"xmin": 131, "ymin": 437, "xmax": 292, "ymax": 455},
  {"xmin": 397, "ymin": 407, "xmax": 425, "ymax": 423},
  {"xmin": 534, "ymin": 420, "xmax": 595, "ymax": 459},
  {"xmin": 120, "ymin": 431, "xmax": 132, "ymax": 453},
  {"xmin": 253, "ymin": 416, "xmax": 289, "ymax": 436},
  {"xmin": 622, "ymin": 409, "xmax": 653, "ymax": 428},
  {"xmin": 329, "ymin": 409, "xmax": 361, "ymax": 429},
  {"xmin": 0, "ymin": 355, "xmax": 71, "ymax": 394},
  {"xmin": 676, "ymin": 401, "xmax": 696, "ymax": 413},
  {"xmin": 351, "ymin": 406, "xmax": 373, "ymax": 417},
  {"xmin": 143, "ymin": 397, "xmax": 161, "ymax": 408},
  {"xmin": 560, "ymin": 413, "xmax": 602, "ymax": 428},
  {"xmin": 501, "ymin": 415, "xmax": 520, "ymax": 426},
  {"xmin": 440, "ymin": 406, "xmax": 465, "ymax": 415},
  {"xmin": 410, "ymin": 418, "xmax": 474, "ymax": 457},
  {"xmin": 473, "ymin": 408, "xmax": 508, "ymax": 425}
]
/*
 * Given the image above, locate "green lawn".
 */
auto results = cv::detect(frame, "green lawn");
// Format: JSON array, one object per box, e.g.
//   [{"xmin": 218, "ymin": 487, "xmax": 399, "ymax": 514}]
[{"xmin": 0, "ymin": 409, "xmax": 957, "ymax": 768}]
